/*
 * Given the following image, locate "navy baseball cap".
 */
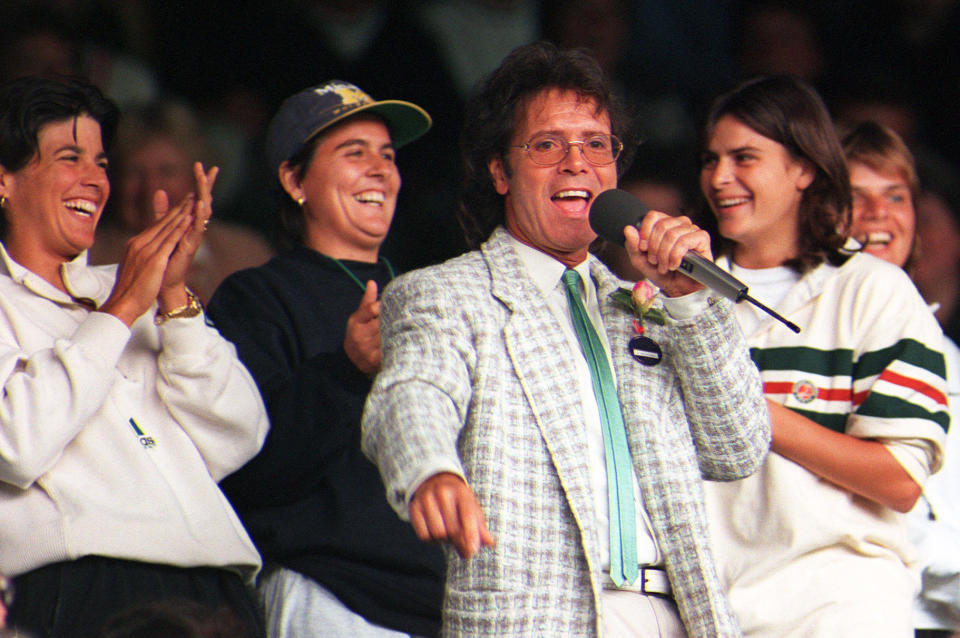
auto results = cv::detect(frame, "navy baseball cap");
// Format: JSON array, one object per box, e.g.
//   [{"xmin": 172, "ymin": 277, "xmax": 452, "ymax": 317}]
[{"xmin": 265, "ymin": 80, "xmax": 432, "ymax": 174}]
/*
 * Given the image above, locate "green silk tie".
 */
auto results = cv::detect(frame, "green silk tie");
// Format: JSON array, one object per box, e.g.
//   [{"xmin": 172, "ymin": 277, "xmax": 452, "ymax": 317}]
[{"xmin": 562, "ymin": 268, "xmax": 638, "ymax": 587}]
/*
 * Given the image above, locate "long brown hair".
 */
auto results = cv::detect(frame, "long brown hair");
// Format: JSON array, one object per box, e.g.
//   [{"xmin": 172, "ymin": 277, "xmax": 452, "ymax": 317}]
[{"xmin": 697, "ymin": 75, "xmax": 851, "ymax": 273}]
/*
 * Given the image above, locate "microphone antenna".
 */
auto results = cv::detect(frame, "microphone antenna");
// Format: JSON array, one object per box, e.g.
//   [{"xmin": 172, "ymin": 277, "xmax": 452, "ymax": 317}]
[{"xmin": 743, "ymin": 294, "xmax": 801, "ymax": 333}]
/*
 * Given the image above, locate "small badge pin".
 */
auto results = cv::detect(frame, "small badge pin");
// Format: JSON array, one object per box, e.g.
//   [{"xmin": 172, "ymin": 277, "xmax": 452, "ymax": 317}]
[
  {"xmin": 611, "ymin": 280, "xmax": 666, "ymax": 367},
  {"xmin": 629, "ymin": 335, "xmax": 662, "ymax": 366}
]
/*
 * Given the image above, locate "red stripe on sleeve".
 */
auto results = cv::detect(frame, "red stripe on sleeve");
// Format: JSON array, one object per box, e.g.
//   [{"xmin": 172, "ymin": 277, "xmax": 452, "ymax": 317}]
[
  {"xmin": 817, "ymin": 388, "xmax": 852, "ymax": 401},
  {"xmin": 878, "ymin": 369, "xmax": 948, "ymax": 406},
  {"xmin": 763, "ymin": 382, "xmax": 793, "ymax": 395},
  {"xmin": 763, "ymin": 381, "xmax": 853, "ymax": 402}
]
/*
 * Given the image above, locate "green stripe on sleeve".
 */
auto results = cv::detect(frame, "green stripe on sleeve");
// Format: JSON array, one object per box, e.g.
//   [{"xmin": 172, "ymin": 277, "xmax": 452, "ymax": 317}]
[
  {"xmin": 854, "ymin": 338, "xmax": 946, "ymax": 381},
  {"xmin": 857, "ymin": 392, "xmax": 950, "ymax": 432},
  {"xmin": 750, "ymin": 346, "xmax": 854, "ymax": 377},
  {"xmin": 788, "ymin": 406, "xmax": 849, "ymax": 433},
  {"xmin": 750, "ymin": 339, "xmax": 946, "ymax": 383},
  {"xmin": 784, "ymin": 398, "xmax": 948, "ymax": 434}
]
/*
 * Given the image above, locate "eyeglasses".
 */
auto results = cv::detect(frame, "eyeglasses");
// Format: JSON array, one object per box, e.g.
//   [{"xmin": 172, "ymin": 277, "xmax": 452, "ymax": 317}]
[{"xmin": 512, "ymin": 133, "xmax": 623, "ymax": 166}]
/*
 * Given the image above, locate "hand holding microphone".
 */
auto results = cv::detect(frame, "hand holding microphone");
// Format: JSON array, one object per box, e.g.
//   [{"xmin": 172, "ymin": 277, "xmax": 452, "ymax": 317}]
[{"xmin": 590, "ymin": 189, "xmax": 800, "ymax": 333}]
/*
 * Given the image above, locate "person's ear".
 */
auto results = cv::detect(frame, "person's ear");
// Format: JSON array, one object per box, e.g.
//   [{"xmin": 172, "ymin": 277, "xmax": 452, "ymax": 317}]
[
  {"xmin": 488, "ymin": 156, "xmax": 509, "ymax": 196},
  {"xmin": 0, "ymin": 165, "xmax": 12, "ymax": 205},
  {"xmin": 795, "ymin": 159, "xmax": 815, "ymax": 192},
  {"xmin": 278, "ymin": 161, "xmax": 304, "ymax": 204}
]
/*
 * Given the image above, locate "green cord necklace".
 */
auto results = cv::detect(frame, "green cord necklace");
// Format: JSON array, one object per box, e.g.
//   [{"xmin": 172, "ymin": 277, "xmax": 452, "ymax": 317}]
[{"xmin": 325, "ymin": 255, "xmax": 396, "ymax": 291}]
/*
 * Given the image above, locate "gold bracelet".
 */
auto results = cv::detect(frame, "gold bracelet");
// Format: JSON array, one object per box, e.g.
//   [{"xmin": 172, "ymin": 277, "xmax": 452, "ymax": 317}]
[{"xmin": 154, "ymin": 290, "xmax": 203, "ymax": 325}]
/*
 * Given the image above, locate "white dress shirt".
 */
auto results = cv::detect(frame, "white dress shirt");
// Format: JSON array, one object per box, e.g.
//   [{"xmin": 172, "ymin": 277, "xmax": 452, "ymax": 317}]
[{"xmin": 508, "ymin": 235, "xmax": 661, "ymax": 570}]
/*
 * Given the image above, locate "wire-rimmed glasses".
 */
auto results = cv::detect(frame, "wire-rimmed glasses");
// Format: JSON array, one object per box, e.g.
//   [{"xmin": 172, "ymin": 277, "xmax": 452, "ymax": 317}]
[{"xmin": 512, "ymin": 133, "xmax": 623, "ymax": 166}]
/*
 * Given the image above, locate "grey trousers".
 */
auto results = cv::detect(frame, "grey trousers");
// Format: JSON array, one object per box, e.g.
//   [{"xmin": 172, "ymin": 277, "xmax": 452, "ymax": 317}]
[
  {"xmin": 601, "ymin": 589, "xmax": 688, "ymax": 638},
  {"xmin": 257, "ymin": 566, "xmax": 424, "ymax": 638}
]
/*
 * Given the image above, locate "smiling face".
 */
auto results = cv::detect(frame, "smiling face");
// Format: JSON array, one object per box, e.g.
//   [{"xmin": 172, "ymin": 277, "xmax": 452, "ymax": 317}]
[
  {"xmin": 914, "ymin": 190, "xmax": 960, "ymax": 291},
  {"xmin": 488, "ymin": 88, "xmax": 618, "ymax": 267},
  {"xmin": 848, "ymin": 161, "xmax": 915, "ymax": 268},
  {"xmin": 116, "ymin": 135, "xmax": 195, "ymax": 232},
  {"xmin": 281, "ymin": 115, "xmax": 399, "ymax": 262},
  {"xmin": 0, "ymin": 115, "xmax": 109, "ymax": 282},
  {"xmin": 699, "ymin": 114, "xmax": 813, "ymax": 268}
]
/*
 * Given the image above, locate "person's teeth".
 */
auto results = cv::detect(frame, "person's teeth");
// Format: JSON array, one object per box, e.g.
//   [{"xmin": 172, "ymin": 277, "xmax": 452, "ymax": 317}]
[
  {"xmin": 553, "ymin": 189, "xmax": 590, "ymax": 199},
  {"xmin": 355, "ymin": 191, "xmax": 385, "ymax": 204},
  {"xmin": 717, "ymin": 197, "xmax": 749, "ymax": 207},
  {"xmin": 65, "ymin": 200, "xmax": 96, "ymax": 216},
  {"xmin": 861, "ymin": 231, "xmax": 892, "ymax": 246}
]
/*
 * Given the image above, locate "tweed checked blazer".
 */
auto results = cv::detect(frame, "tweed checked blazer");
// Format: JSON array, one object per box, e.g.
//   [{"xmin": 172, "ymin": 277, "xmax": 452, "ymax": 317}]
[{"xmin": 363, "ymin": 227, "xmax": 770, "ymax": 637}]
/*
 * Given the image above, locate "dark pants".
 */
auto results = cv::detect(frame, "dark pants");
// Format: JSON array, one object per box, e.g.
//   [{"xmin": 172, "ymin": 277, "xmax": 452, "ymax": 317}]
[
  {"xmin": 7, "ymin": 556, "xmax": 265, "ymax": 638},
  {"xmin": 916, "ymin": 630, "xmax": 954, "ymax": 638}
]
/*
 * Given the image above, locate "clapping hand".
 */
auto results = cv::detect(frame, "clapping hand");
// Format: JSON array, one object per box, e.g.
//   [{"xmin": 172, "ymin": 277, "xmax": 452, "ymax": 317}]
[
  {"xmin": 99, "ymin": 163, "xmax": 218, "ymax": 326},
  {"xmin": 158, "ymin": 162, "xmax": 218, "ymax": 303}
]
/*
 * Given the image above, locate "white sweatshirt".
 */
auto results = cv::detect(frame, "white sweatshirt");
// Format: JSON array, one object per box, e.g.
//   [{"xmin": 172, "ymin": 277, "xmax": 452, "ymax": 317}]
[{"xmin": 0, "ymin": 245, "xmax": 268, "ymax": 581}]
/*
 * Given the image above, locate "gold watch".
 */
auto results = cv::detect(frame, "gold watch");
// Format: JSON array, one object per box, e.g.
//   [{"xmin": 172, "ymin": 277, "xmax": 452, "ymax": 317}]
[{"xmin": 154, "ymin": 290, "xmax": 203, "ymax": 325}]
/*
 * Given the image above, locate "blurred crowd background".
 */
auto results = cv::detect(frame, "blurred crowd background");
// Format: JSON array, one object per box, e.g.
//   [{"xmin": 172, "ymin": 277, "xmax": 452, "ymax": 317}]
[{"xmin": 5, "ymin": 0, "xmax": 960, "ymax": 276}]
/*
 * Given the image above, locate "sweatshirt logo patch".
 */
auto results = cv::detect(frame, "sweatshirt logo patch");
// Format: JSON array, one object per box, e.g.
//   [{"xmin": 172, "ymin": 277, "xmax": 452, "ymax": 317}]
[
  {"xmin": 792, "ymin": 380, "xmax": 818, "ymax": 404},
  {"xmin": 129, "ymin": 418, "xmax": 157, "ymax": 449}
]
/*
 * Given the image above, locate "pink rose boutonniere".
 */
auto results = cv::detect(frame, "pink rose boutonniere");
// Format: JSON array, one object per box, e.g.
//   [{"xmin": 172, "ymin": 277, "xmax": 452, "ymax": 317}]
[
  {"xmin": 611, "ymin": 280, "xmax": 667, "ymax": 366},
  {"xmin": 610, "ymin": 280, "xmax": 667, "ymax": 334}
]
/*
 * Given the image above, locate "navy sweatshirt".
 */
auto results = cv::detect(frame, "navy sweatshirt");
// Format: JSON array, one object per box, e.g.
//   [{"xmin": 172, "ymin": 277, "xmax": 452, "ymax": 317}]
[{"xmin": 208, "ymin": 246, "xmax": 444, "ymax": 637}]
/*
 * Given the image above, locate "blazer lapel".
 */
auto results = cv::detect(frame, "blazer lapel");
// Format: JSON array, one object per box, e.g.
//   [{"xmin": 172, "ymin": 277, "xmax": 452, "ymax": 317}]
[{"xmin": 482, "ymin": 229, "xmax": 602, "ymax": 569}]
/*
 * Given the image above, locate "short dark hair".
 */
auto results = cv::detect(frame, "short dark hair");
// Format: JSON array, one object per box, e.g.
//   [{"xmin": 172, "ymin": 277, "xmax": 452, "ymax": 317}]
[
  {"xmin": 457, "ymin": 41, "xmax": 635, "ymax": 248},
  {"xmin": 0, "ymin": 75, "xmax": 118, "ymax": 173},
  {"xmin": 696, "ymin": 75, "xmax": 850, "ymax": 273},
  {"xmin": 0, "ymin": 75, "xmax": 118, "ymax": 238}
]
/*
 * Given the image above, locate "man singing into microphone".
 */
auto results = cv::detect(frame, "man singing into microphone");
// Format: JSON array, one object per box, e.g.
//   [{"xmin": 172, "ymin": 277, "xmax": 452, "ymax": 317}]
[{"xmin": 362, "ymin": 42, "xmax": 769, "ymax": 638}]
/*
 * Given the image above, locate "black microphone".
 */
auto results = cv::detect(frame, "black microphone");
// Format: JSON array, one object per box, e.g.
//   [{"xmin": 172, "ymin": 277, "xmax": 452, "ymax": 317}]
[{"xmin": 589, "ymin": 188, "xmax": 801, "ymax": 333}]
